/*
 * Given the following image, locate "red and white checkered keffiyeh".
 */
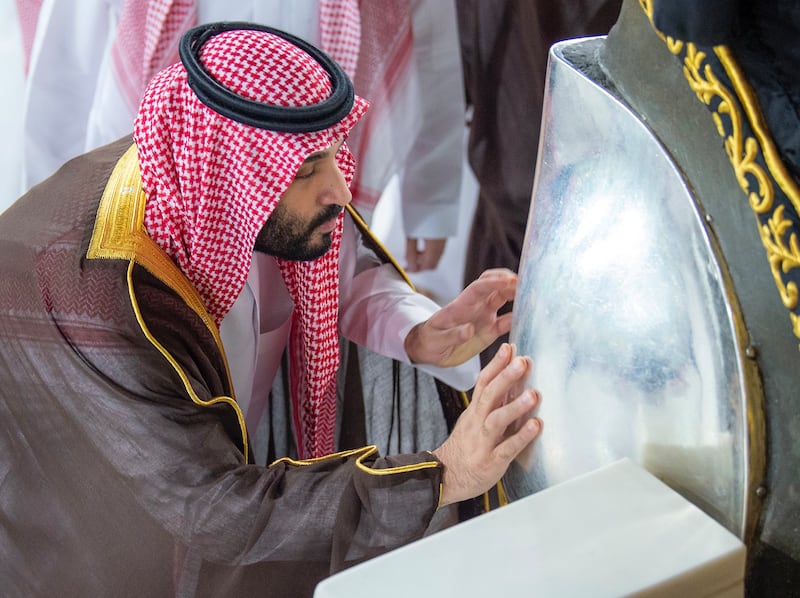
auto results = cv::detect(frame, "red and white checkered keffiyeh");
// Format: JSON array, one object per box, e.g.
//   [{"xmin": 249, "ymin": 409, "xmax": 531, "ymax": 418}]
[
  {"xmin": 112, "ymin": 0, "xmax": 197, "ymax": 113},
  {"xmin": 319, "ymin": 0, "xmax": 361, "ymax": 79},
  {"xmin": 134, "ymin": 28, "xmax": 368, "ymax": 459},
  {"xmin": 13, "ymin": 0, "xmax": 44, "ymax": 74}
]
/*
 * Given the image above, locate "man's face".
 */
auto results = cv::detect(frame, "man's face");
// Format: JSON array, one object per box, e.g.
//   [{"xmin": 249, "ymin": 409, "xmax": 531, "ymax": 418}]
[{"xmin": 255, "ymin": 140, "xmax": 351, "ymax": 261}]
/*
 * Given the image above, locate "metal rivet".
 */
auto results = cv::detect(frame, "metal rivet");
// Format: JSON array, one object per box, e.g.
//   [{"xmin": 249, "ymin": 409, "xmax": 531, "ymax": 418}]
[
  {"xmin": 705, "ymin": 213, "xmax": 713, "ymax": 224},
  {"xmin": 745, "ymin": 345, "xmax": 758, "ymax": 359},
  {"xmin": 755, "ymin": 486, "xmax": 767, "ymax": 499}
]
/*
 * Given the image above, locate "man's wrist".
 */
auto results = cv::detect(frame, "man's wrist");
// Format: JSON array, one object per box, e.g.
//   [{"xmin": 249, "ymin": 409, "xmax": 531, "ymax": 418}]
[
  {"xmin": 430, "ymin": 446, "xmax": 453, "ymax": 508},
  {"xmin": 404, "ymin": 322, "xmax": 424, "ymax": 364},
  {"xmin": 426, "ymin": 450, "xmax": 446, "ymax": 509}
]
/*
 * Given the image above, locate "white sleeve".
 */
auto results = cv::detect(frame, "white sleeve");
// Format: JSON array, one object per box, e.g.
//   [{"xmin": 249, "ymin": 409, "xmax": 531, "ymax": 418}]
[
  {"xmin": 398, "ymin": 0, "xmax": 466, "ymax": 240},
  {"xmin": 21, "ymin": 0, "xmax": 120, "ymax": 190},
  {"xmin": 197, "ymin": 0, "xmax": 320, "ymax": 44},
  {"xmin": 84, "ymin": 35, "xmax": 138, "ymax": 152},
  {"xmin": 338, "ymin": 216, "xmax": 479, "ymax": 391}
]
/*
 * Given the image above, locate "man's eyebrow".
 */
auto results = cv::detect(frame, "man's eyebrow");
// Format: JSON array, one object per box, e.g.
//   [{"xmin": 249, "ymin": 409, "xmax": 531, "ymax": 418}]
[
  {"xmin": 302, "ymin": 141, "xmax": 344, "ymax": 164},
  {"xmin": 302, "ymin": 150, "xmax": 329, "ymax": 164}
]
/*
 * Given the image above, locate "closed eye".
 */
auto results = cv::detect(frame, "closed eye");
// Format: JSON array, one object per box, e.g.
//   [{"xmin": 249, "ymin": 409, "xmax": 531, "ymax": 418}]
[{"xmin": 294, "ymin": 140, "xmax": 344, "ymax": 180}]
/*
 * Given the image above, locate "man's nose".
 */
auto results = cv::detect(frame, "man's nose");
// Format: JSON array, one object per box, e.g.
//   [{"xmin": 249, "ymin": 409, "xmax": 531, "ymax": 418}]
[{"xmin": 320, "ymin": 163, "xmax": 352, "ymax": 207}]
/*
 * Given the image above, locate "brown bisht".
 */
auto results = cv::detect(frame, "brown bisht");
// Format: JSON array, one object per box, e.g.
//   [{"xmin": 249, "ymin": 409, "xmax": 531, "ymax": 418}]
[{"xmin": 0, "ymin": 137, "xmax": 468, "ymax": 597}]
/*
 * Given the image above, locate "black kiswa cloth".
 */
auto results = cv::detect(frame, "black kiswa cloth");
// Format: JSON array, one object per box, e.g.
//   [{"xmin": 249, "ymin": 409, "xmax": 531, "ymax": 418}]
[
  {"xmin": 652, "ymin": 0, "xmax": 800, "ymax": 182},
  {"xmin": 648, "ymin": 1, "xmax": 800, "ymax": 593}
]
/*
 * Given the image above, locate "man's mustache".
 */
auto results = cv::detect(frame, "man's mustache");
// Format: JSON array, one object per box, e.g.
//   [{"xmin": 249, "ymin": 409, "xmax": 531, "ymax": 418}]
[{"xmin": 308, "ymin": 204, "xmax": 343, "ymax": 231}]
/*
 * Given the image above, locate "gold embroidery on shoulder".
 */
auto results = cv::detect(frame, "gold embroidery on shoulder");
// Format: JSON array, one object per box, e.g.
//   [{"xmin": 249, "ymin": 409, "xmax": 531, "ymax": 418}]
[
  {"xmin": 87, "ymin": 145, "xmax": 217, "ymax": 332},
  {"xmin": 88, "ymin": 144, "xmax": 247, "ymax": 461}
]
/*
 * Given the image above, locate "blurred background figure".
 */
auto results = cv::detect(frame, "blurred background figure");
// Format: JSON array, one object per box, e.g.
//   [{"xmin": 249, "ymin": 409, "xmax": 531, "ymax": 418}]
[
  {"xmin": 456, "ymin": 0, "xmax": 623, "ymax": 364},
  {"xmin": 11, "ymin": 0, "xmax": 467, "ymax": 289},
  {"xmin": 0, "ymin": 0, "xmax": 23, "ymax": 212}
]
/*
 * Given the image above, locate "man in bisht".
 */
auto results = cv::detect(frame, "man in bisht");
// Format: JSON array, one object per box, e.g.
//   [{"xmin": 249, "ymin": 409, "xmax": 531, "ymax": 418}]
[{"xmin": 0, "ymin": 23, "xmax": 542, "ymax": 597}]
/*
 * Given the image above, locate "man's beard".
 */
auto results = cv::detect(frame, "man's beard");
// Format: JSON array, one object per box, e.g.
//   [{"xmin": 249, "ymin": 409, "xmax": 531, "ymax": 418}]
[{"xmin": 254, "ymin": 203, "xmax": 343, "ymax": 261}]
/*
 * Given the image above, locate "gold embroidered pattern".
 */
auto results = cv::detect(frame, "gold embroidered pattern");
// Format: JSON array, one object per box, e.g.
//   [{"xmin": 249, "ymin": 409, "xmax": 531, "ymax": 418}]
[
  {"xmin": 764, "ymin": 205, "xmax": 800, "ymax": 310},
  {"xmin": 635, "ymin": 0, "xmax": 773, "ymax": 550},
  {"xmin": 639, "ymin": 0, "xmax": 800, "ymax": 349},
  {"xmin": 87, "ymin": 145, "xmax": 218, "ymax": 334}
]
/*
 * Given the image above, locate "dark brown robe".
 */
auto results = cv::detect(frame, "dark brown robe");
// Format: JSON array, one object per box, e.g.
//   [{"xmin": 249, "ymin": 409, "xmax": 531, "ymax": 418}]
[{"xmin": 0, "ymin": 137, "xmax": 447, "ymax": 597}]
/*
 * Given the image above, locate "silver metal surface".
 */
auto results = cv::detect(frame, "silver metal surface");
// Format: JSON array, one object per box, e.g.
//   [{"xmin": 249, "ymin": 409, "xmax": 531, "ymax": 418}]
[{"xmin": 503, "ymin": 38, "xmax": 749, "ymax": 538}]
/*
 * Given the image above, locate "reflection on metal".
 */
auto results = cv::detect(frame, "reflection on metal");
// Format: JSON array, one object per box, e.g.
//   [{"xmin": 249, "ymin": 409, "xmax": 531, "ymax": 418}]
[{"xmin": 503, "ymin": 38, "xmax": 751, "ymax": 539}]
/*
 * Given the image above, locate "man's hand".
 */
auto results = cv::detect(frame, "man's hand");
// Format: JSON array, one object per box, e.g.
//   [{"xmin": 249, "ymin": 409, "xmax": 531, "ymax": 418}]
[
  {"xmin": 404, "ymin": 268, "xmax": 517, "ymax": 367},
  {"xmin": 432, "ymin": 343, "xmax": 542, "ymax": 507},
  {"xmin": 405, "ymin": 237, "xmax": 446, "ymax": 272}
]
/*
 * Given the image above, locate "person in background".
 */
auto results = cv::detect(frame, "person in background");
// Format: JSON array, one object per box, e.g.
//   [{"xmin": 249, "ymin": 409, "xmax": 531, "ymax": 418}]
[{"xmin": 14, "ymin": 0, "xmax": 465, "ymax": 273}]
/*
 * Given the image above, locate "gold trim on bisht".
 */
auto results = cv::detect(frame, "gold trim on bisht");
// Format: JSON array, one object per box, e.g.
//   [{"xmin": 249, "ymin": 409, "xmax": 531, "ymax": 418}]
[
  {"xmin": 271, "ymin": 444, "xmax": 441, "ymax": 475},
  {"xmin": 87, "ymin": 144, "xmax": 217, "ymax": 335},
  {"xmin": 87, "ymin": 143, "xmax": 248, "ymax": 463}
]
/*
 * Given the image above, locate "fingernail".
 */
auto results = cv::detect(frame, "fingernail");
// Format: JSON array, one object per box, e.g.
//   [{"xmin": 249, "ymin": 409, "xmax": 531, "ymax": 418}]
[
  {"xmin": 510, "ymin": 357, "xmax": 525, "ymax": 372},
  {"xmin": 520, "ymin": 390, "xmax": 534, "ymax": 406},
  {"xmin": 526, "ymin": 418, "xmax": 541, "ymax": 433}
]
